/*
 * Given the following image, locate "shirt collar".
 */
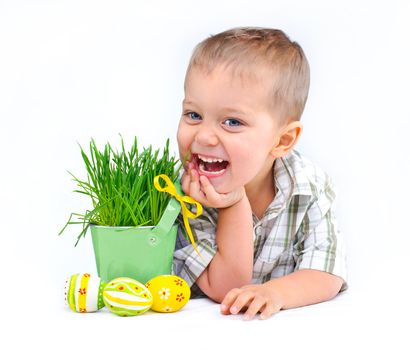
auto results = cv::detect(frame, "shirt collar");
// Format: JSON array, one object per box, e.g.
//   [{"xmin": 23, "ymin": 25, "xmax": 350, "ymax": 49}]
[{"xmin": 267, "ymin": 149, "xmax": 315, "ymax": 213}]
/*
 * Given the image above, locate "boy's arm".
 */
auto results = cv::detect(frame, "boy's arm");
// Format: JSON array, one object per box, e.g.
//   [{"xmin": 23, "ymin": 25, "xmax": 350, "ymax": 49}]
[
  {"xmin": 195, "ymin": 194, "xmax": 254, "ymax": 302},
  {"xmin": 180, "ymin": 167, "xmax": 254, "ymax": 302},
  {"xmin": 265, "ymin": 269, "xmax": 344, "ymax": 309},
  {"xmin": 221, "ymin": 179, "xmax": 347, "ymax": 320},
  {"xmin": 221, "ymin": 269, "xmax": 343, "ymax": 320}
]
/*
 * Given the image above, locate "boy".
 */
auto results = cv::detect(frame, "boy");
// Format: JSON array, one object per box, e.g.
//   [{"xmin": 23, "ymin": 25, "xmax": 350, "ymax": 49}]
[{"xmin": 173, "ymin": 27, "xmax": 347, "ymax": 320}]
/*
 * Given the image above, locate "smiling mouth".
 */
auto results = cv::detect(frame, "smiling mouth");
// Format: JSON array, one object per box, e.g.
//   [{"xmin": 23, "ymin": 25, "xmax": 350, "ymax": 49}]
[{"xmin": 193, "ymin": 154, "xmax": 230, "ymax": 176}]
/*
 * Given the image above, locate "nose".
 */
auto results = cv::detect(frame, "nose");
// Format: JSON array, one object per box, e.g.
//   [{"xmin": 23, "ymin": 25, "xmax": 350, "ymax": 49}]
[{"xmin": 194, "ymin": 125, "xmax": 219, "ymax": 147}]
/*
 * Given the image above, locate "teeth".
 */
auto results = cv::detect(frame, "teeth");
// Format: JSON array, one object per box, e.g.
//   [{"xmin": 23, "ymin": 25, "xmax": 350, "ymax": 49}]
[
  {"xmin": 199, "ymin": 163, "xmax": 226, "ymax": 175},
  {"xmin": 197, "ymin": 154, "xmax": 225, "ymax": 163}
]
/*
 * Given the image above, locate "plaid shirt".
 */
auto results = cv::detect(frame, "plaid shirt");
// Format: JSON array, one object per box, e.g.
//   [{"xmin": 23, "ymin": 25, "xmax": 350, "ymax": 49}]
[{"xmin": 173, "ymin": 149, "xmax": 348, "ymax": 297}]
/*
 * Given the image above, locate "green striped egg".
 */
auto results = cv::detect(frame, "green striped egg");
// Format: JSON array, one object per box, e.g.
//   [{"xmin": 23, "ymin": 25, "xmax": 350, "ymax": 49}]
[
  {"xmin": 64, "ymin": 273, "xmax": 105, "ymax": 312},
  {"xmin": 103, "ymin": 277, "xmax": 153, "ymax": 316}
]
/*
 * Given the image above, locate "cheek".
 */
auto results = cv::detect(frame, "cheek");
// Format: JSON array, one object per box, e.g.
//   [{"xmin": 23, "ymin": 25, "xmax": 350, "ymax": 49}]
[
  {"xmin": 230, "ymin": 141, "xmax": 271, "ymax": 175},
  {"xmin": 233, "ymin": 155, "xmax": 263, "ymax": 178},
  {"xmin": 176, "ymin": 124, "xmax": 191, "ymax": 156}
]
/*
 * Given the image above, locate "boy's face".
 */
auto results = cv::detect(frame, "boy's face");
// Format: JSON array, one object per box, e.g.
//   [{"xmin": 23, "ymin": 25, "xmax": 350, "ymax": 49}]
[{"xmin": 177, "ymin": 65, "xmax": 282, "ymax": 194}]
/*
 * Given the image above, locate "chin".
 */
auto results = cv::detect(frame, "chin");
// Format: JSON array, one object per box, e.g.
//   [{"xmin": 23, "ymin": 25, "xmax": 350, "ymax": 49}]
[{"xmin": 207, "ymin": 177, "xmax": 235, "ymax": 194}]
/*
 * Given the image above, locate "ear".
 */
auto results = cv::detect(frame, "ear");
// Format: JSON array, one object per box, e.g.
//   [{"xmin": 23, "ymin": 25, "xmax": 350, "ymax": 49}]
[{"xmin": 270, "ymin": 121, "xmax": 303, "ymax": 158}]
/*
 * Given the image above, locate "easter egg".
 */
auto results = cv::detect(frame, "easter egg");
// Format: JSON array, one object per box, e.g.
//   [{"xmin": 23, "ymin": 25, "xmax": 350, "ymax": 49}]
[
  {"xmin": 103, "ymin": 277, "xmax": 153, "ymax": 316},
  {"xmin": 64, "ymin": 273, "xmax": 105, "ymax": 313},
  {"xmin": 146, "ymin": 275, "xmax": 190, "ymax": 313}
]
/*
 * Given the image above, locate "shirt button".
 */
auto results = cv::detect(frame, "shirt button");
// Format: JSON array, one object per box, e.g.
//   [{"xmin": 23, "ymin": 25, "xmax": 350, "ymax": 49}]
[{"xmin": 255, "ymin": 226, "xmax": 262, "ymax": 235}]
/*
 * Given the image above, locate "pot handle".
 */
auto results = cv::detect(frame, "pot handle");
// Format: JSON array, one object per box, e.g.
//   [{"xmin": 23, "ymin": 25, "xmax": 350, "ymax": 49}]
[
  {"xmin": 151, "ymin": 181, "xmax": 182, "ymax": 236},
  {"xmin": 152, "ymin": 175, "xmax": 203, "ymax": 256}
]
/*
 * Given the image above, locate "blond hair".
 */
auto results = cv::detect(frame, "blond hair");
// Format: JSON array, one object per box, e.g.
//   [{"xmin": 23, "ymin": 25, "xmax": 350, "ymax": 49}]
[{"xmin": 185, "ymin": 27, "xmax": 310, "ymax": 122}]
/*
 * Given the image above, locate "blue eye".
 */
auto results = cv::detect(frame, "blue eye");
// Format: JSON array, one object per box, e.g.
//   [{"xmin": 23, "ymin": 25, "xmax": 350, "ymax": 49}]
[
  {"xmin": 186, "ymin": 112, "xmax": 202, "ymax": 120},
  {"xmin": 223, "ymin": 118, "xmax": 242, "ymax": 127}
]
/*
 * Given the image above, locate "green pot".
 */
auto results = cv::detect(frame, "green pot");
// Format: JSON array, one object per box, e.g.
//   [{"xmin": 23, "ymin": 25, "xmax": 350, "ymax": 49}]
[
  {"xmin": 90, "ymin": 224, "xmax": 178, "ymax": 284},
  {"xmin": 90, "ymin": 192, "xmax": 181, "ymax": 284}
]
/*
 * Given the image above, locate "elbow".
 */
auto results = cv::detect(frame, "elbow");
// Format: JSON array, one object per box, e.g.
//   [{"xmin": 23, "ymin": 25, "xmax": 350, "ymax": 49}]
[
  {"xmin": 325, "ymin": 275, "xmax": 344, "ymax": 300},
  {"xmin": 196, "ymin": 279, "xmax": 227, "ymax": 303},
  {"xmin": 201, "ymin": 274, "xmax": 253, "ymax": 304},
  {"xmin": 207, "ymin": 292, "xmax": 225, "ymax": 304}
]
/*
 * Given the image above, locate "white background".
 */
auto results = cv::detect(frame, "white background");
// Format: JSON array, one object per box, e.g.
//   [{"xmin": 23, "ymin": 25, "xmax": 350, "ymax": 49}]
[{"xmin": 0, "ymin": 0, "xmax": 409, "ymax": 348}]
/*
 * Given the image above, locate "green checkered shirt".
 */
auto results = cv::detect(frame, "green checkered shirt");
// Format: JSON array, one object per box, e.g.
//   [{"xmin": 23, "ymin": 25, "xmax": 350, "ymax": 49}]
[{"xmin": 173, "ymin": 150, "xmax": 348, "ymax": 297}]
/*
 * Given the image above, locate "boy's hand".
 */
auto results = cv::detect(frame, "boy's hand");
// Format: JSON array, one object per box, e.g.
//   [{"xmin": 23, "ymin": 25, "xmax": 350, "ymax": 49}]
[
  {"xmin": 181, "ymin": 162, "xmax": 245, "ymax": 208},
  {"xmin": 220, "ymin": 284, "xmax": 284, "ymax": 321}
]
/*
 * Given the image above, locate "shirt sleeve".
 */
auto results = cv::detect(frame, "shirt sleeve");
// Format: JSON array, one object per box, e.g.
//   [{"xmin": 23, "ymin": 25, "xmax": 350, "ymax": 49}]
[
  {"xmin": 293, "ymin": 182, "xmax": 348, "ymax": 292},
  {"xmin": 172, "ymin": 207, "xmax": 218, "ymax": 287}
]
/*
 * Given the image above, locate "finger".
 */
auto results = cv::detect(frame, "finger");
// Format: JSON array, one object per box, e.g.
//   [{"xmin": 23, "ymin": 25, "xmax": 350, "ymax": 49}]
[
  {"xmin": 199, "ymin": 175, "xmax": 214, "ymax": 192},
  {"xmin": 187, "ymin": 161, "xmax": 194, "ymax": 172},
  {"xmin": 220, "ymin": 288, "xmax": 242, "ymax": 315},
  {"xmin": 243, "ymin": 297, "xmax": 266, "ymax": 321},
  {"xmin": 259, "ymin": 302, "xmax": 281, "ymax": 320},
  {"xmin": 181, "ymin": 172, "xmax": 191, "ymax": 195},
  {"xmin": 199, "ymin": 175, "xmax": 220, "ymax": 201},
  {"xmin": 183, "ymin": 160, "xmax": 192, "ymax": 172},
  {"xmin": 200, "ymin": 176, "xmax": 245, "ymax": 208},
  {"xmin": 229, "ymin": 291, "xmax": 254, "ymax": 315},
  {"xmin": 189, "ymin": 169, "xmax": 204, "ymax": 201}
]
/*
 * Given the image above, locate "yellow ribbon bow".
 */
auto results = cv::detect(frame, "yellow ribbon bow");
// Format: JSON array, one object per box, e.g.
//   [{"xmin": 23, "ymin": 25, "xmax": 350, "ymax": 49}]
[{"xmin": 154, "ymin": 174, "xmax": 203, "ymax": 256}]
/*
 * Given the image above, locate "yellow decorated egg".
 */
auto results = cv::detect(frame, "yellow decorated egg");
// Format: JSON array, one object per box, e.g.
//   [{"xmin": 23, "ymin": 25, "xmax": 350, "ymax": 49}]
[
  {"xmin": 146, "ymin": 275, "xmax": 190, "ymax": 313},
  {"xmin": 64, "ymin": 273, "xmax": 105, "ymax": 313},
  {"xmin": 103, "ymin": 277, "xmax": 153, "ymax": 317}
]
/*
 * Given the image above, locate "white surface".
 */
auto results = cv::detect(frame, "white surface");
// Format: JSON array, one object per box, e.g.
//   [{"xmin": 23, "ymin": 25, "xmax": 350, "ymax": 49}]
[
  {"xmin": 2, "ymin": 287, "xmax": 408, "ymax": 349},
  {"xmin": 0, "ymin": 0, "xmax": 409, "ymax": 348}
]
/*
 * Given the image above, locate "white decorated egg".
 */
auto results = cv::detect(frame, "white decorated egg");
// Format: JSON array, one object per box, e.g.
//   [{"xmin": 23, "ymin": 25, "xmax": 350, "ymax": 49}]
[{"xmin": 64, "ymin": 273, "xmax": 105, "ymax": 313}]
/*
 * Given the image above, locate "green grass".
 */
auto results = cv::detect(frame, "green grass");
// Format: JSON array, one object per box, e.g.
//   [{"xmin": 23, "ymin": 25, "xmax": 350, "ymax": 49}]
[{"xmin": 59, "ymin": 136, "xmax": 181, "ymax": 246}]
